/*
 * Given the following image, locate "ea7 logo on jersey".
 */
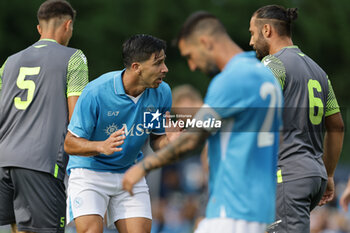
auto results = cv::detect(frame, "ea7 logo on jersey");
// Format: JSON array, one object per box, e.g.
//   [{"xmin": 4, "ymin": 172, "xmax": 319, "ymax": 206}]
[
  {"xmin": 143, "ymin": 109, "xmax": 162, "ymax": 129},
  {"xmin": 107, "ymin": 111, "xmax": 119, "ymax": 117}
]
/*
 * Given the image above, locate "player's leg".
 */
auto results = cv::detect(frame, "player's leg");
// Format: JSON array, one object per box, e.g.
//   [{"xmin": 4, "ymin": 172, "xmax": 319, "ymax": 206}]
[
  {"xmin": 108, "ymin": 176, "xmax": 152, "ymax": 233},
  {"xmin": 10, "ymin": 224, "xmax": 34, "ymax": 233},
  {"xmin": 9, "ymin": 167, "xmax": 66, "ymax": 233},
  {"xmin": 310, "ymin": 178, "xmax": 327, "ymax": 211},
  {"xmin": 268, "ymin": 176, "xmax": 324, "ymax": 233},
  {"xmin": 67, "ymin": 168, "xmax": 109, "ymax": 233},
  {"xmin": 74, "ymin": 215, "xmax": 104, "ymax": 233},
  {"xmin": 0, "ymin": 168, "xmax": 16, "ymax": 229},
  {"xmin": 115, "ymin": 217, "xmax": 151, "ymax": 233}
]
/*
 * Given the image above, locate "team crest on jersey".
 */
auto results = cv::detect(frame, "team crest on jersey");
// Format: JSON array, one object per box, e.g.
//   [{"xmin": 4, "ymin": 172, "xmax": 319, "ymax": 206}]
[
  {"xmin": 73, "ymin": 197, "xmax": 83, "ymax": 208},
  {"xmin": 104, "ymin": 123, "xmax": 118, "ymax": 135}
]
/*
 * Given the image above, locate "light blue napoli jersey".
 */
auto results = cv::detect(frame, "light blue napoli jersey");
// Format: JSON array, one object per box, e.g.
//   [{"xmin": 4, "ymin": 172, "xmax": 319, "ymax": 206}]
[
  {"xmin": 203, "ymin": 52, "xmax": 283, "ymax": 224},
  {"xmin": 67, "ymin": 70, "xmax": 172, "ymax": 173}
]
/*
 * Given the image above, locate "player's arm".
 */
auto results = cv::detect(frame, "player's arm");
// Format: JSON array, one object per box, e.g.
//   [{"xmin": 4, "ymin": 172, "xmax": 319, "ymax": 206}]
[
  {"xmin": 64, "ymin": 129, "xmax": 125, "ymax": 156},
  {"xmin": 68, "ymin": 96, "xmax": 79, "ymax": 121},
  {"xmin": 66, "ymin": 50, "xmax": 89, "ymax": 121},
  {"xmin": 319, "ymin": 79, "xmax": 344, "ymax": 205},
  {"xmin": 123, "ymin": 129, "xmax": 209, "ymax": 195},
  {"xmin": 318, "ymin": 112, "xmax": 344, "ymax": 206},
  {"xmin": 149, "ymin": 134, "xmax": 168, "ymax": 151},
  {"xmin": 323, "ymin": 112, "xmax": 344, "ymax": 177}
]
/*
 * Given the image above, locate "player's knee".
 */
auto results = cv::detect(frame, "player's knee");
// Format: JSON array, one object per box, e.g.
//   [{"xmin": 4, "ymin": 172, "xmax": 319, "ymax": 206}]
[
  {"xmin": 75, "ymin": 216, "xmax": 104, "ymax": 233},
  {"xmin": 76, "ymin": 225, "xmax": 103, "ymax": 233}
]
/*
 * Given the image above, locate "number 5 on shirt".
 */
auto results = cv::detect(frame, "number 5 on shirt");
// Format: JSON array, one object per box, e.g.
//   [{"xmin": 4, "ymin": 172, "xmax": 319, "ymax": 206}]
[{"xmin": 14, "ymin": 67, "xmax": 40, "ymax": 110}]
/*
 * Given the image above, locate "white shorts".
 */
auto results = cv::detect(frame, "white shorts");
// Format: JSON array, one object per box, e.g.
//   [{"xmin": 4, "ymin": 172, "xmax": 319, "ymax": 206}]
[
  {"xmin": 67, "ymin": 168, "xmax": 152, "ymax": 228},
  {"xmin": 195, "ymin": 218, "xmax": 266, "ymax": 233}
]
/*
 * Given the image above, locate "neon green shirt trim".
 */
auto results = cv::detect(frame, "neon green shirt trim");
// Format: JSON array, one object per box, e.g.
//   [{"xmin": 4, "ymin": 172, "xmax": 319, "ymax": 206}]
[
  {"xmin": 54, "ymin": 164, "xmax": 59, "ymax": 178},
  {"xmin": 0, "ymin": 59, "xmax": 7, "ymax": 92},
  {"xmin": 67, "ymin": 92, "xmax": 83, "ymax": 97},
  {"xmin": 39, "ymin": 38, "xmax": 58, "ymax": 43},
  {"xmin": 282, "ymin": 45, "xmax": 299, "ymax": 49}
]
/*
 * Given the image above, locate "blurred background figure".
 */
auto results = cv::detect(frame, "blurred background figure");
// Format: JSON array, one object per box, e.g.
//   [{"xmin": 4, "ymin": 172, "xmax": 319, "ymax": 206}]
[{"xmin": 340, "ymin": 178, "xmax": 350, "ymax": 212}]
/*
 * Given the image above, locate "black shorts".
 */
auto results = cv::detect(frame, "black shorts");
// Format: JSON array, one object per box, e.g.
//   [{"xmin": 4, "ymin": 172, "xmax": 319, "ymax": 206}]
[{"xmin": 0, "ymin": 167, "xmax": 66, "ymax": 233}]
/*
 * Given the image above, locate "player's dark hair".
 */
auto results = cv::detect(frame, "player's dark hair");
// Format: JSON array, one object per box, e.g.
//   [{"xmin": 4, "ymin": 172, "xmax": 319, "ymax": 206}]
[
  {"xmin": 37, "ymin": 0, "xmax": 76, "ymax": 22},
  {"xmin": 175, "ymin": 11, "xmax": 227, "ymax": 46},
  {"xmin": 122, "ymin": 34, "xmax": 166, "ymax": 68},
  {"xmin": 254, "ymin": 5, "xmax": 298, "ymax": 37}
]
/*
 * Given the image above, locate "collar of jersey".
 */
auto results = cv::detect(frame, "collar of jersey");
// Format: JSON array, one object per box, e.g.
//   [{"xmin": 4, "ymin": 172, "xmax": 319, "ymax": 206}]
[
  {"xmin": 224, "ymin": 51, "xmax": 255, "ymax": 71},
  {"xmin": 114, "ymin": 69, "xmax": 126, "ymax": 95},
  {"xmin": 39, "ymin": 39, "xmax": 58, "ymax": 43},
  {"xmin": 282, "ymin": 45, "xmax": 299, "ymax": 49}
]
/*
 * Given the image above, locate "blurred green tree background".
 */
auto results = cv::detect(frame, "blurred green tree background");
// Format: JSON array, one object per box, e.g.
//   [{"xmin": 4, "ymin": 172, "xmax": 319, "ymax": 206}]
[{"xmin": 0, "ymin": 0, "xmax": 349, "ymax": 161}]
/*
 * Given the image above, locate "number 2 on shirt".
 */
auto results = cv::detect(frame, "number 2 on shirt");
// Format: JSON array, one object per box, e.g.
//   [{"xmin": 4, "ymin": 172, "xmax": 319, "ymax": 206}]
[
  {"xmin": 14, "ymin": 67, "xmax": 40, "ymax": 110},
  {"xmin": 258, "ymin": 82, "xmax": 279, "ymax": 147}
]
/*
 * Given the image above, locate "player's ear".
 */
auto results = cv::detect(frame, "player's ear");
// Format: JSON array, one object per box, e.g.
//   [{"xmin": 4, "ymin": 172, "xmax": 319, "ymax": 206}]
[
  {"xmin": 64, "ymin": 19, "xmax": 73, "ymax": 31},
  {"xmin": 37, "ymin": 24, "xmax": 42, "ymax": 35},
  {"xmin": 262, "ymin": 23, "xmax": 272, "ymax": 38},
  {"xmin": 199, "ymin": 35, "xmax": 213, "ymax": 51},
  {"xmin": 131, "ymin": 62, "xmax": 141, "ymax": 75}
]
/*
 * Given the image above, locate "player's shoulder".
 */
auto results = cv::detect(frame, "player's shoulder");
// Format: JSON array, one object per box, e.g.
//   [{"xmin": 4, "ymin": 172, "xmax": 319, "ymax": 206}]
[
  {"xmin": 84, "ymin": 70, "xmax": 121, "ymax": 93},
  {"xmin": 157, "ymin": 81, "xmax": 171, "ymax": 93},
  {"xmin": 222, "ymin": 52, "xmax": 270, "ymax": 80},
  {"xmin": 147, "ymin": 81, "xmax": 172, "ymax": 103},
  {"xmin": 5, "ymin": 45, "xmax": 33, "ymax": 61},
  {"xmin": 262, "ymin": 54, "xmax": 283, "ymax": 66},
  {"xmin": 225, "ymin": 51, "xmax": 262, "ymax": 75},
  {"xmin": 262, "ymin": 54, "xmax": 286, "ymax": 75}
]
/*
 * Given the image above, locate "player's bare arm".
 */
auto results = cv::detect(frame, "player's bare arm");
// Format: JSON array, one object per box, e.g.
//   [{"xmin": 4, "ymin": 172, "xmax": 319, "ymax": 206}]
[
  {"xmin": 149, "ymin": 134, "xmax": 168, "ymax": 151},
  {"xmin": 319, "ymin": 112, "xmax": 344, "ymax": 206},
  {"xmin": 122, "ymin": 129, "xmax": 209, "ymax": 195},
  {"xmin": 64, "ymin": 127, "xmax": 125, "ymax": 156},
  {"xmin": 67, "ymin": 96, "xmax": 79, "ymax": 121}
]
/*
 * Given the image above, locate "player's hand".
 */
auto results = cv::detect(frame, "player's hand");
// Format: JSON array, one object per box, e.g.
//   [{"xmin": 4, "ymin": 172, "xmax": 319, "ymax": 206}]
[
  {"xmin": 122, "ymin": 164, "xmax": 146, "ymax": 196},
  {"xmin": 165, "ymin": 111, "xmax": 183, "ymax": 142},
  {"xmin": 318, "ymin": 177, "xmax": 335, "ymax": 206},
  {"xmin": 340, "ymin": 185, "xmax": 350, "ymax": 212},
  {"xmin": 99, "ymin": 126, "xmax": 125, "ymax": 155}
]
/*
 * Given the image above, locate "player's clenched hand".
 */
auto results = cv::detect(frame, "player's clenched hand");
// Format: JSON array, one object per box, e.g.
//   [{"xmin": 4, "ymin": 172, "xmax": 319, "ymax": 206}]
[
  {"xmin": 122, "ymin": 164, "xmax": 146, "ymax": 196},
  {"xmin": 318, "ymin": 177, "xmax": 335, "ymax": 206},
  {"xmin": 99, "ymin": 127, "xmax": 125, "ymax": 155}
]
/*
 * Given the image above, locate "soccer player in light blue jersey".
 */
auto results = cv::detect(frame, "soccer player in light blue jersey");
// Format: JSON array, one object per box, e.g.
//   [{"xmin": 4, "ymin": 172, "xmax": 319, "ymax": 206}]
[
  {"xmin": 123, "ymin": 11, "xmax": 283, "ymax": 233},
  {"xmin": 64, "ymin": 34, "xmax": 177, "ymax": 233}
]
